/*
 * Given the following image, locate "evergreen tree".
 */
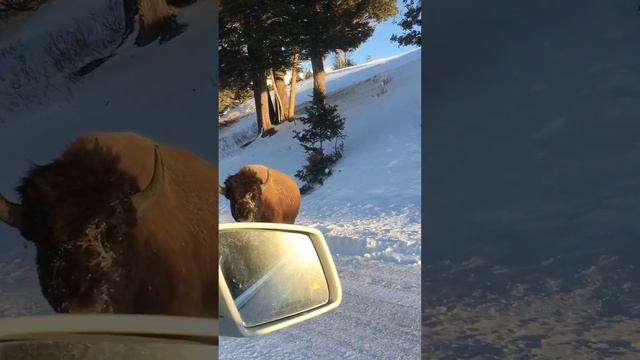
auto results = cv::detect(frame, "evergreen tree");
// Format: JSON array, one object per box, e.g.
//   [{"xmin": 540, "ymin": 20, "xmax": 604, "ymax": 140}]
[
  {"xmin": 219, "ymin": 0, "xmax": 294, "ymax": 136},
  {"xmin": 291, "ymin": 0, "xmax": 397, "ymax": 99},
  {"xmin": 391, "ymin": 0, "xmax": 422, "ymax": 47},
  {"xmin": 293, "ymin": 90, "xmax": 346, "ymax": 194},
  {"xmin": 219, "ymin": 86, "xmax": 253, "ymax": 116},
  {"xmin": 333, "ymin": 49, "xmax": 347, "ymax": 70},
  {"xmin": 332, "ymin": 50, "xmax": 356, "ymax": 70}
]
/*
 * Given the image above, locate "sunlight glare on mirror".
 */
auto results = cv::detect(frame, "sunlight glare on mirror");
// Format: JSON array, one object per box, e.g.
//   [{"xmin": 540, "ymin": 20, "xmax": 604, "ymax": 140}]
[{"xmin": 219, "ymin": 229, "xmax": 329, "ymax": 327}]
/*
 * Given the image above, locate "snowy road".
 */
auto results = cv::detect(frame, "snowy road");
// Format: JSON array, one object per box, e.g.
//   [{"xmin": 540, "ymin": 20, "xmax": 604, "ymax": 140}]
[{"xmin": 220, "ymin": 257, "xmax": 420, "ymax": 360}]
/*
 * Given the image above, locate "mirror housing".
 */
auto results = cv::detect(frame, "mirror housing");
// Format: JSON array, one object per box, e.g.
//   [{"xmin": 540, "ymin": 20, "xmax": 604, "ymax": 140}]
[
  {"xmin": 219, "ymin": 223, "xmax": 342, "ymax": 337},
  {"xmin": 0, "ymin": 314, "xmax": 218, "ymax": 345},
  {"xmin": 0, "ymin": 315, "xmax": 218, "ymax": 359}
]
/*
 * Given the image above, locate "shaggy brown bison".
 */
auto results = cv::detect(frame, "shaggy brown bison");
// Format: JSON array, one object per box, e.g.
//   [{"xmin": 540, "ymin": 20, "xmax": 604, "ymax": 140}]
[
  {"xmin": 0, "ymin": 132, "xmax": 218, "ymax": 317},
  {"xmin": 220, "ymin": 164, "xmax": 301, "ymax": 224}
]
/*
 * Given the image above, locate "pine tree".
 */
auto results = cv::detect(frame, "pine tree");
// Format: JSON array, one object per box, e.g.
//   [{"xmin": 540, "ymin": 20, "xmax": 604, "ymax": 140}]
[
  {"xmin": 333, "ymin": 50, "xmax": 346, "ymax": 70},
  {"xmin": 290, "ymin": 0, "xmax": 398, "ymax": 99},
  {"xmin": 332, "ymin": 50, "xmax": 356, "ymax": 70},
  {"xmin": 391, "ymin": 0, "xmax": 422, "ymax": 47},
  {"xmin": 293, "ymin": 90, "xmax": 346, "ymax": 193},
  {"xmin": 219, "ymin": 0, "xmax": 295, "ymax": 136}
]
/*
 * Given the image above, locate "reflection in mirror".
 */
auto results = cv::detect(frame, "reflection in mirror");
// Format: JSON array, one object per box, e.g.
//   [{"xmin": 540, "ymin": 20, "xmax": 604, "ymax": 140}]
[{"xmin": 219, "ymin": 230, "xmax": 329, "ymax": 327}]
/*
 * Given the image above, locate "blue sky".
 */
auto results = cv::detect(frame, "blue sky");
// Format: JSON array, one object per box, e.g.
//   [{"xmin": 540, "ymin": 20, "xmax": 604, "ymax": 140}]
[{"xmin": 320, "ymin": 0, "xmax": 420, "ymax": 69}]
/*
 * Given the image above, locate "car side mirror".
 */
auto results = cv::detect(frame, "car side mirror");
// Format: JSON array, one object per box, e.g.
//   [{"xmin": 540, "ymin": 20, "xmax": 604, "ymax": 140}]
[{"xmin": 218, "ymin": 223, "xmax": 342, "ymax": 337}]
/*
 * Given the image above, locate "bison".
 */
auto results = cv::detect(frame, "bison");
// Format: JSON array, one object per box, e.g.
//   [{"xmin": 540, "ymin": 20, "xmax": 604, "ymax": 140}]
[
  {"xmin": 0, "ymin": 132, "xmax": 218, "ymax": 317},
  {"xmin": 219, "ymin": 164, "xmax": 301, "ymax": 224}
]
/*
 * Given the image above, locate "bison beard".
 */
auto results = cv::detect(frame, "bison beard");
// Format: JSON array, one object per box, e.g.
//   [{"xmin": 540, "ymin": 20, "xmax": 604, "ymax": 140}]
[
  {"xmin": 0, "ymin": 132, "xmax": 218, "ymax": 317},
  {"xmin": 19, "ymin": 140, "xmax": 139, "ymax": 314},
  {"xmin": 224, "ymin": 170, "xmax": 263, "ymax": 222}
]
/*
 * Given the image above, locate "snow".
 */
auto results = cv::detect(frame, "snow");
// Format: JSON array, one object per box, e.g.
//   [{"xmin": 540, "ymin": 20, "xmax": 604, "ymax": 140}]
[
  {"xmin": 423, "ymin": 0, "xmax": 640, "ymax": 358},
  {"xmin": 0, "ymin": 0, "xmax": 217, "ymax": 316},
  {"xmin": 0, "ymin": 0, "xmax": 107, "ymax": 46},
  {"xmin": 219, "ymin": 50, "xmax": 421, "ymax": 358},
  {"xmin": 218, "ymin": 48, "xmax": 418, "ymax": 133}
]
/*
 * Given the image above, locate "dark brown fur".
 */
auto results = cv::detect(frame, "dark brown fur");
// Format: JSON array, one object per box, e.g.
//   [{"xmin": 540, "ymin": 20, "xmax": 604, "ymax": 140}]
[
  {"xmin": 223, "ymin": 164, "xmax": 300, "ymax": 224},
  {"xmin": 6, "ymin": 132, "xmax": 218, "ymax": 317}
]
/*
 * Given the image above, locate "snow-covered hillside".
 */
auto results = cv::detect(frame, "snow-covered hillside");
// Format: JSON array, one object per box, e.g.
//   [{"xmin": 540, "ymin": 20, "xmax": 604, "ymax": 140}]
[
  {"xmin": 219, "ymin": 50, "xmax": 421, "ymax": 358},
  {"xmin": 0, "ymin": 0, "xmax": 217, "ymax": 316},
  {"xmin": 424, "ymin": 1, "xmax": 640, "ymax": 358}
]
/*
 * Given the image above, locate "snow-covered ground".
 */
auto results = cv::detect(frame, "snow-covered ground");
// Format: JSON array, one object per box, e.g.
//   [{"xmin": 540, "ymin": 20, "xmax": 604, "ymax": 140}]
[
  {"xmin": 0, "ymin": 0, "xmax": 109, "ymax": 46},
  {"xmin": 0, "ymin": 0, "xmax": 217, "ymax": 316},
  {"xmin": 219, "ymin": 50, "xmax": 421, "ymax": 358},
  {"xmin": 424, "ymin": 1, "xmax": 640, "ymax": 358}
]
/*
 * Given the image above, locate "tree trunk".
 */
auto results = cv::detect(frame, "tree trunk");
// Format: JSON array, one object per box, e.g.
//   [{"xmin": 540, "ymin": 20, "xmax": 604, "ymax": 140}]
[
  {"xmin": 135, "ymin": 0, "xmax": 176, "ymax": 46},
  {"xmin": 268, "ymin": 69, "xmax": 286, "ymax": 124},
  {"xmin": 267, "ymin": 81, "xmax": 278, "ymax": 125},
  {"xmin": 335, "ymin": 49, "xmax": 346, "ymax": 69},
  {"xmin": 273, "ymin": 68, "xmax": 289, "ymax": 120},
  {"xmin": 288, "ymin": 53, "xmax": 299, "ymax": 118},
  {"xmin": 310, "ymin": 51, "xmax": 327, "ymax": 99},
  {"xmin": 252, "ymin": 71, "xmax": 273, "ymax": 135}
]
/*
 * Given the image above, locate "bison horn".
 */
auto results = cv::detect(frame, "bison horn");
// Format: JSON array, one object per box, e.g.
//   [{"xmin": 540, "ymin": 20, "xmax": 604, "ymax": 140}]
[
  {"xmin": 0, "ymin": 193, "xmax": 22, "ymax": 229},
  {"xmin": 218, "ymin": 185, "xmax": 226, "ymax": 195},
  {"xmin": 132, "ymin": 145, "xmax": 166, "ymax": 213},
  {"xmin": 261, "ymin": 169, "xmax": 271, "ymax": 189}
]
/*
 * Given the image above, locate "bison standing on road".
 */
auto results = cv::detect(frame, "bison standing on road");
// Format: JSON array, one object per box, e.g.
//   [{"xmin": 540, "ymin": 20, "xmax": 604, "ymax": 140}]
[
  {"xmin": 220, "ymin": 164, "xmax": 301, "ymax": 224},
  {"xmin": 0, "ymin": 132, "xmax": 218, "ymax": 317}
]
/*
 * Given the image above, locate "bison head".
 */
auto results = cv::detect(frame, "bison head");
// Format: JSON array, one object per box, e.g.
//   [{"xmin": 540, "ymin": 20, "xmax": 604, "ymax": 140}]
[
  {"xmin": 0, "ymin": 140, "xmax": 165, "ymax": 314},
  {"xmin": 221, "ymin": 167, "xmax": 269, "ymax": 222}
]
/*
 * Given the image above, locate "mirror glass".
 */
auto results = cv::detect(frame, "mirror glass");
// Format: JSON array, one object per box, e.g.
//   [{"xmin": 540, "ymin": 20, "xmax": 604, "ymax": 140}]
[{"xmin": 219, "ymin": 229, "xmax": 329, "ymax": 327}]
